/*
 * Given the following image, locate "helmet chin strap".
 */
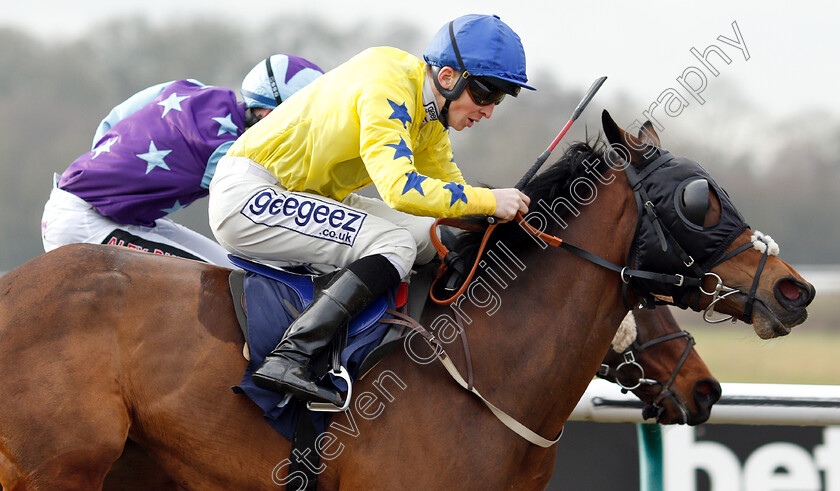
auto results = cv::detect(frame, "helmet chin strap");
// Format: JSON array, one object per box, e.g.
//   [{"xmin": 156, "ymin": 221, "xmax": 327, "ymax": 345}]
[
  {"xmin": 439, "ymin": 100, "xmax": 452, "ymax": 128},
  {"xmin": 430, "ymin": 66, "xmax": 469, "ymax": 128},
  {"xmin": 429, "ymin": 20, "xmax": 472, "ymax": 129}
]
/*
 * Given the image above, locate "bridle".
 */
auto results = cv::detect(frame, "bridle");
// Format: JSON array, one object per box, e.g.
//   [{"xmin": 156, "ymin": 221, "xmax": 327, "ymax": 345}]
[
  {"xmin": 620, "ymin": 149, "xmax": 779, "ymax": 323},
  {"xmin": 597, "ymin": 330, "xmax": 695, "ymax": 424},
  {"xmin": 430, "ymin": 150, "xmax": 773, "ymax": 323},
  {"xmin": 420, "ymin": 143, "xmax": 777, "ymax": 444},
  {"xmin": 698, "ymin": 232, "xmax": 778, "ymax": 323}
]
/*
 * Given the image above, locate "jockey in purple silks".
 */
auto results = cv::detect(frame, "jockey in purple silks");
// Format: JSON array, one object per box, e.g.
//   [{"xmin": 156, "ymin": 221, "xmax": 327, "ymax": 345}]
[{"xmin": 41, "ymin": 54, "xmax": 323, "ymax": 265}]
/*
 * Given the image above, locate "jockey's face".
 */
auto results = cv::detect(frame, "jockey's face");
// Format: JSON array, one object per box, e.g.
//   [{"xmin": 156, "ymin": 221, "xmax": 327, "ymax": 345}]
[
  {"xmin": 435, "ymin": 67, "xmax": 496, "ymax": 131},
  {"xmin": 447, "ymin": 86, "xmax": 496, "ymax": 131}
]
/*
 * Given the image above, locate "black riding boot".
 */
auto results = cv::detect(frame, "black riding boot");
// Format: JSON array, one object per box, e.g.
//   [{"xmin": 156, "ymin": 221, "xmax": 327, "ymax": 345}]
[{"xmin": 252, "ymin": 256, "xmax": 400, "ymax": 405}]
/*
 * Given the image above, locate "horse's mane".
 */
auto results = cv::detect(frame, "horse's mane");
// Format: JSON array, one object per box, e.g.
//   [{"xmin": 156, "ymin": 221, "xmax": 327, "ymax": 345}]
[{"xmin": 451, "ymin": 138, "xmax": 612, "ymax": 265}]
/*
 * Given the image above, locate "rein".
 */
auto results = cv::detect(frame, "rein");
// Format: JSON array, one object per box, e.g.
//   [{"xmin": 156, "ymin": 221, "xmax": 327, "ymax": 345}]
[
  {"xmin": 430, "ymin": 210, "xmax": 772, "ymax": 319},
  {"xmin": 429, "ymin": 213, "xmax": 703, "ymax": 307},
  {"xmin": 428, "ymin": 216, "xmax": 562, "ymax": 305},
  {"xmin": 430, "ymin": 150, "xmax": 774, "ymax": 319},
  {"xmin": 429, "ymin": 218, "xmax": 500, "ymax": 305},
  {"xmin": 420, "ymin": 213, "xmax": 705, "ymax": 446}
]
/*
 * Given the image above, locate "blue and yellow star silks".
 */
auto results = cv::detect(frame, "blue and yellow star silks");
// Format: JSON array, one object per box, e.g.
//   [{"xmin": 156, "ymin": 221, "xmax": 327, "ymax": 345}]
[
  {"xmin": 224, "ymin": 47, "xmax": 498, "ymax": 217},
  {"xmin": 444, "ymin": 182, "xmax": 468, "ymax": 206},
  {"xmin": 385, "ymin": 136, "xmax": 413, "ymax": 162},
  {"xmin": 387, "ymin": 99, "xmax": 412, "ymax": 129},
  {"xmin": 137, "ymin": 140, "xmax": 172, "ymax": 174},
  {"xmin": 402, "ymin": 171, "xmax": 427, "ymax": 196}
]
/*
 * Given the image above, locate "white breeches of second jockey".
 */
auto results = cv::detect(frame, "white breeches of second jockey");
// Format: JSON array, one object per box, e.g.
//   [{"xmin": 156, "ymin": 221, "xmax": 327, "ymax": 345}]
[
  {"xmin": 41, "ymin": 184, "xmax": 232, "ymax": 266},
  {"xmin": 208, "ymin": 156, "xmax": 437, "ymax": 278}
]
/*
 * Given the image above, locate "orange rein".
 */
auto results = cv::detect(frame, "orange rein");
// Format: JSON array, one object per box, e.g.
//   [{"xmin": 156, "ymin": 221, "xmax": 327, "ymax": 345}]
[{"xmin": 428, "ymin": 213, "xmax": 564, "ymax": 305}]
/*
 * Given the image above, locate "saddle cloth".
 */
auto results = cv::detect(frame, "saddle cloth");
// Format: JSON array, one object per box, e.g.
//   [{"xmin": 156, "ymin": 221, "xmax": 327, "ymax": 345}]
[{"xmin": 228, "ymin": 255, "xmax": 402, "ymax": 441}]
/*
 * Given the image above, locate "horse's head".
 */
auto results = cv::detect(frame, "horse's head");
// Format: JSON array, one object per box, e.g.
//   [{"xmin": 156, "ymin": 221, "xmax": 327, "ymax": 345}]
[
  {"xmin": 599, "ymin": 306, "xmax": 720, "ymax": 425},
  {"xmin": 602, "ymin": 110, "xmax": 815, "ymax": 339}
]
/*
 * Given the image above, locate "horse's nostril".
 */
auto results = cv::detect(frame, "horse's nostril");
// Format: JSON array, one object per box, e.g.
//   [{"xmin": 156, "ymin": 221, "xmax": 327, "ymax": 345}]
[
  {"xmin": 694, "ymin": 378, "xmax": 722, "ymax": 405},
  {"xmin": 775, "ymin": 278, "xmax": 815, "ymax": 308},
  {"xmin": 778, "ymin": 279, "xmax": 801, "ymax": 301}
]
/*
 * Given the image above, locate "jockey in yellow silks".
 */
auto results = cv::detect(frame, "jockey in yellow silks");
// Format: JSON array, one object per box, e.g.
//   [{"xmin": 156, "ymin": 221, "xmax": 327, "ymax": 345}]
[
  {"xmin": 208, "ymin": 14, "xmax": 534, "ymax": 406},
  {"xmin": 228, "ymin": 47, "xmax": 497, "ymax": 217}
]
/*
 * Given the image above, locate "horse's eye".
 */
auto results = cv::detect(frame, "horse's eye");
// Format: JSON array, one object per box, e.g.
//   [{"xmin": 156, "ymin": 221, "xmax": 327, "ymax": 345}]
[{"xmin": 678, "ymin": 179, "xmax": 710, "ymax": 227}]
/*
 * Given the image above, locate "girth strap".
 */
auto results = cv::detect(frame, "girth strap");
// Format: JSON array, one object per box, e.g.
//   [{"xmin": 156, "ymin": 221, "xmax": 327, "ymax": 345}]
[{"xmin": 289, "ymin": 409, "xmax": 320, "ymax": 490}]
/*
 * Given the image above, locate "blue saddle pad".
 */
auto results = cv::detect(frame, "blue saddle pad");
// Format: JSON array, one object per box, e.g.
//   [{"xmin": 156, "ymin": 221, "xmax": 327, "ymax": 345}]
[{"xmin": 229, "ymin": 255, "xmax": 396, "ymax": 441}]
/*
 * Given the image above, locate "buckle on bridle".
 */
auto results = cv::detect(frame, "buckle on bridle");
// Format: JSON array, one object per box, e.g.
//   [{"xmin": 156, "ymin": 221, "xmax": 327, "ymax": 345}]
[
  {"xmin": 674, "ymin": 274, "xmax": 684, "ymax": 287},
  {"xmin": 620, "ymin": 267, "xmax": 631, "ymax": 285}
]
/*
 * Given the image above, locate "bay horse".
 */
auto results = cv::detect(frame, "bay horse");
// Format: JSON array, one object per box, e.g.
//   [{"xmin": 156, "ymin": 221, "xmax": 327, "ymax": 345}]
[
  {"xmin": 97, "ymin": 304, "xmax": 719, "ymax": 489},
  {"xmin": 597, "ymin": 305, "xmax": 717, "ymax": 426},
  {"xmin": 0, "ymin": 111, "xmax": 812, "ymax": 490}
]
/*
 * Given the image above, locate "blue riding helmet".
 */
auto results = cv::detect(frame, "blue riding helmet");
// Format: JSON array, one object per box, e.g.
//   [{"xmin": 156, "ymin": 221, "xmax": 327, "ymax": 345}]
[
  {"xmin": 423, "ymin": 14, "xmax": 535, "ymax": 95},
  {"xmin": 240, "ymin": 54, "xmax": 324, "ymax": 109}
]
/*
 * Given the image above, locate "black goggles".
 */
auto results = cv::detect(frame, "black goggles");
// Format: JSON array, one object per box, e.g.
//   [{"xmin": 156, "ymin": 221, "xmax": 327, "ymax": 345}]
[{"xmin": 466, "ymin": 77, "xmax": 508, "ymax": 106}]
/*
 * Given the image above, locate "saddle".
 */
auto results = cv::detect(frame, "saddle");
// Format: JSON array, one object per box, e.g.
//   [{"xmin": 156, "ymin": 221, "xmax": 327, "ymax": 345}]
[{"xmin": 227, "ymin": 257, "xmax": 436, "ymax": 402}]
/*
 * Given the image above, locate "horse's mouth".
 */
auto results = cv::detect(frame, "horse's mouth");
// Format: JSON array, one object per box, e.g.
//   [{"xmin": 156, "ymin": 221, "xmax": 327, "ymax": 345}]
[
  {"xmin": 727, "ymin": 293, "xmax": 809, "ymax": 339},
  {"xmin": 642, "ymin": 398, "xmax": 689, "ymax": 425},
  {"xmin": 751, "ymin": 300, "xmax": 792, "ymax": 339}
]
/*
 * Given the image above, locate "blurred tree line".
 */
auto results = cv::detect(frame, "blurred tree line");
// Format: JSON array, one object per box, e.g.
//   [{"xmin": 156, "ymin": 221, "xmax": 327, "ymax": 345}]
[{"xmin": 1, "ymin": 15, "xmax": 838, "ymax": 272}]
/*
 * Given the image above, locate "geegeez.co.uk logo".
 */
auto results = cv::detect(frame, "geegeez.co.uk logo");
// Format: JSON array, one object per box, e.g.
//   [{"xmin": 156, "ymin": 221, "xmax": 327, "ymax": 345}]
[{"xmin": 240, "ymin": 188, "xmax": 366, "ymax": 246}]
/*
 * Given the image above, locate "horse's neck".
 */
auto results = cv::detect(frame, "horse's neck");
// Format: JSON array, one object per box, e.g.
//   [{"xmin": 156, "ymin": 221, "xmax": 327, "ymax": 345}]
[{"xmin": 422, "ymin": 174, "xmax": 637, "ymax": 436}]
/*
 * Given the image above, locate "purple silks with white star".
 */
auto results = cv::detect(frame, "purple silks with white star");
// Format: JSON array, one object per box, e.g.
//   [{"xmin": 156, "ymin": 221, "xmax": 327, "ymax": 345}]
[{"xmin": 59, "ymin": 80, "xmax": 247, "ymax": 226}]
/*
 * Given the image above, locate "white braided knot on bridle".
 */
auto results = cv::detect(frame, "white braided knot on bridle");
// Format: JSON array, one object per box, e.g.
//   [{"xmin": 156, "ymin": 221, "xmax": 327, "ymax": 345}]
[{"xmin": 751, "ymin": 230, "xmax": 779, "ymax": 256}]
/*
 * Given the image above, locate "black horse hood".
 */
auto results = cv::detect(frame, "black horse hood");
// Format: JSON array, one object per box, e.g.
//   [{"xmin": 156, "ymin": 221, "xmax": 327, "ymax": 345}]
[{"xmin": 627, "ymin": 151, "xmax": 749, "ymax": 305}]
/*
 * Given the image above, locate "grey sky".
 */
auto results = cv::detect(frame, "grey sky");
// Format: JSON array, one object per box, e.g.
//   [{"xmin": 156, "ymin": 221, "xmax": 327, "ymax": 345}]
[{"xmin": 6, "ymin": 0, "xmax": 838, "ymax": 121}]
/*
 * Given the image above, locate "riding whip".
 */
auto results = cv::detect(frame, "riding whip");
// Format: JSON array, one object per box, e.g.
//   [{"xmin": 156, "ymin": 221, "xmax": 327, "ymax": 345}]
[{"xmin": 514, "ymin": 76, "xmax": 607, "ymax": 191}]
